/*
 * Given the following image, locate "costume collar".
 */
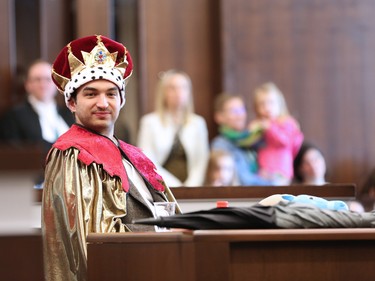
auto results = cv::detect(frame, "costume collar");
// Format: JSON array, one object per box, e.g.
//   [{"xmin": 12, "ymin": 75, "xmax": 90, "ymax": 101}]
[{"xmin": 53, "ymin": 124, "xmax": 166, "ymax": 192}]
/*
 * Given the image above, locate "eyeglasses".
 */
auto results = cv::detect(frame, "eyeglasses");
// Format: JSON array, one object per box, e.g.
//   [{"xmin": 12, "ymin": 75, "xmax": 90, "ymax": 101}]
[{"xmin": 224, "ymin": 107, "xmax": 246, "ymax": 115}]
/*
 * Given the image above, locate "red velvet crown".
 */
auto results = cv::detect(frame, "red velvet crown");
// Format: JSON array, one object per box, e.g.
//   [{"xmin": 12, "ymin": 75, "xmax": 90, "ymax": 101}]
[{"xmin": 51, "ymin": 35, "xmax": 133, "ymax": 96}]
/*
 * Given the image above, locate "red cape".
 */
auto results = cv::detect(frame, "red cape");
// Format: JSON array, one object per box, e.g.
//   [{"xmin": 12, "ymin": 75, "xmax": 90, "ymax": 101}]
[{"xmin": 51, "ymin": 124, "xmax": 166, "ymax": 192}]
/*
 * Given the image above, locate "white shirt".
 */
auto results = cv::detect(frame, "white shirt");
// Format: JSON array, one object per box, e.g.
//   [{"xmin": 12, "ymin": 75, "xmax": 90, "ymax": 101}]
[
  {"xmin": 28, "ymin": 95, "xmax": 69, "ymax": 143},
  {"xmin": 123, "ymin": 158, "xmax": 167, "ymax": 231},
  {"xmin": 122, "ymin": 158, "xmax": 157, "ymax": 218}
]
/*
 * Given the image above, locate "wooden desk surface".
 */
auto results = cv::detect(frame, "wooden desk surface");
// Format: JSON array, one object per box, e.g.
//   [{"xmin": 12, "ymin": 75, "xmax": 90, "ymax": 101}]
[
  {"xmin": 87, "ymin": 230, "xmax": 193, "ymax": 243},
  {"xmin": 193, "ymin": 228, "xmax": 375, "ymax": 241},
  {"xmin": 87, "ymin": 228, "xmax": 375, "ymax": 243}
]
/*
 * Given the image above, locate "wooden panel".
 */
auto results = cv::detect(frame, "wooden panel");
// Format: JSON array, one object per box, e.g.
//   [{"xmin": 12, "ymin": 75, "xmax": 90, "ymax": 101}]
[
  {"xmin": 194, "ymin": 229, "xmax": 375, "ymax": 281},
  {"xmin": 87, "ymin": 232, "xmax": 194, "ymax": 281},
  {"xmin": 0, "ymin": 145, "xmax": 43, "ymax": 171},
  {"xmin": 76, "ymin": 0, "xmax": 113, "ymax": 37},
  {"xmin": 138, "ymin": 0, "xmax": 221, "ymax": 139},
  {"xmin": 220, "ymin": 0, "xmax": 375, "ymax": 186},
  {"xmin": 3, "ymin": 0, "xmax": 375, "ymax": 189},
  {"xmin": 15, "ymin": 0, "xmax": 40, "ymax": 72},
  {"xmin": 87, "ymin": 229, "xmax": 375, "ymax": 281},
  {"xmin": 40, "ymin": 0, "xmax": 73, "ymax": 62},
  {"xmin": 0, "ymin": 0, "xmax": 73, "ymax": 113},
  {"xmin": 194, "ymin": 241, "xmax": 230, "ymax": 281},
  {"xmin": 229, "ymin": 241, "xmax": 375, "ymax": 281},
  {"xmin": 114, "ymin": 0, "xmax": 139, "ymax": 144},
  {"xmin": 0, "ymin": 233, "xmax": 44, "ymax": 281},
  {"xmin": 171, "ymin": 184, "xmax": 355, "ymax": 200},
  {"xmin": 193, "ymin": 228, "xmax": 375, "ymax": 242},
  {"xmin": 0, "ymin": 0, "xmax": 15, "ymax": 114},
  {"xmin": 34, "ymin": 184, "xmax": 356, "ymax": 203}
]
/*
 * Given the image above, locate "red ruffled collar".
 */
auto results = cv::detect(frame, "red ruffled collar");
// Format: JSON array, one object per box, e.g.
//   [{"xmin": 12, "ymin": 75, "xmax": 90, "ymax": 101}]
[{"xmin": 52, "ymin": 124, "xmax": 166, "ymax": 192}]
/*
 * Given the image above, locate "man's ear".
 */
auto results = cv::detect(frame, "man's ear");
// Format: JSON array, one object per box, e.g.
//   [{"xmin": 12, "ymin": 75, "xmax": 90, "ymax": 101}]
[{"xmin": 67, "ymin": 98, "xmax": 76, "ymax": 113}]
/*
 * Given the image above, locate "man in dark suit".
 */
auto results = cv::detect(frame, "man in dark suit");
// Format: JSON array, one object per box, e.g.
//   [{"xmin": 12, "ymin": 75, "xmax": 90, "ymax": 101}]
[{"xmin": 0, "ymin": 59, "xmax": 74, "ymax": 155}]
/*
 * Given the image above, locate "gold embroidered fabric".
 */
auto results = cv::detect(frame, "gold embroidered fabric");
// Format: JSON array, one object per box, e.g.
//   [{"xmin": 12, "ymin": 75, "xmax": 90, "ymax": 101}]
[{"xmin": 42, "ymin": 148, "xmax": 180, "ymax": 281}]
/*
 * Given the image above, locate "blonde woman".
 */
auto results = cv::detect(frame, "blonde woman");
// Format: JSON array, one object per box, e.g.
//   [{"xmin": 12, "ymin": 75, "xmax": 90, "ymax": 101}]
[
  {"xmin": 250, "ymin": 82, "xmax": 304, "ymax": 185},
  {"xmin": 137, "ymin": 70, "xmax": 209, "ymax": 187}
]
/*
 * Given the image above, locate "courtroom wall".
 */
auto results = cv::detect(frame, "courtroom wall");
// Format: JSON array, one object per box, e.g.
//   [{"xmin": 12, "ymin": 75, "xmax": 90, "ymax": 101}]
[{"xmin": 1, "ymin": 0, "xmax": 374, "ymax": 187}]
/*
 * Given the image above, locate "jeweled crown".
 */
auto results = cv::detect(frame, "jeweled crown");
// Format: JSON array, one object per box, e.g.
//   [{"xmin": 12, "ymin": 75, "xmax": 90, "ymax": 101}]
[{"xmin": 51, "ymin": 35, "xmax": 133, "ymax": 94}]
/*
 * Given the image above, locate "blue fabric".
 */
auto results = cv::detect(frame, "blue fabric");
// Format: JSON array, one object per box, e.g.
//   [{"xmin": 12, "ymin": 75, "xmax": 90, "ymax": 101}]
[
  {"xmin": 211, "ymin": 135, "xmax": 271, "ymax": 185},
  {"xmin": 281, "ymin": 194, "xmax": 349, "ymax": 211}
]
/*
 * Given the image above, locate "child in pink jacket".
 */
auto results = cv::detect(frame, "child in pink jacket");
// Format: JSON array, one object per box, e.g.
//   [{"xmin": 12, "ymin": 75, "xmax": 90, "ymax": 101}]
[{"xmin": 249, "ymin": 82, "xmax": 303, "ymax": 185}]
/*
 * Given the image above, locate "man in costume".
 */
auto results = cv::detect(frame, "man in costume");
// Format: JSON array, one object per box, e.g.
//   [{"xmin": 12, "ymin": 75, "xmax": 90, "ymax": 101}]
[{"xmin": 42, "ymin": 35, "xmax": 180, "ymax": 281}]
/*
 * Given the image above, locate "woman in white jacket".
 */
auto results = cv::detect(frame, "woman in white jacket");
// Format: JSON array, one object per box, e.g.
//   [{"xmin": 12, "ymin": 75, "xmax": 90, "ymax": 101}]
[{"xmin": 137, "ymin": 70, "xmax": 209, "ymax": 187}]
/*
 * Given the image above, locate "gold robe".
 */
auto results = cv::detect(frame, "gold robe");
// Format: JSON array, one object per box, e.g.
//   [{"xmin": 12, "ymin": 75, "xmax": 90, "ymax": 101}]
[{"xmin": 42, "ymin": 125, "xmax": 179, "ymax": 281}]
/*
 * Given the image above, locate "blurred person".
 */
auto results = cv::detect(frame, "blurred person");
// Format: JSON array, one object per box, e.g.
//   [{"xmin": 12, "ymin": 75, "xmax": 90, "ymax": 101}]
[
  {"xmin": 249, "ymin": 82, "xmax": 303, "ymax": 185},
  {"xmin": 293, "ymin": 142, "xmax": 327, "ymax": 185},
  {"xmin": 204, "ymin": 149, "xmax": 239, "ymax": 186},
  {"xmin": 211, "ymin": 93, "xmax": 271, "ymax": 185},
  {"xmin": 137, "ymin": 69, "xmax": 209, "ymax": 187},
  {"xmin": 346, "ymin": 200, "xmax": 365, "ymax": 213},
  {"xmin": 0, "ymin": 60, "xmax": 74, "ymax": 186},
  {"xmin": 42, "ymin": 35, "xmax": 180, "ymax": 281},
  {"xmin": 0, "ymin": 59, "xmax": 74, "ymax": 154},
  {"xmin": 358, "ymin": 168, "xmax": 375, "ymax": 211}
]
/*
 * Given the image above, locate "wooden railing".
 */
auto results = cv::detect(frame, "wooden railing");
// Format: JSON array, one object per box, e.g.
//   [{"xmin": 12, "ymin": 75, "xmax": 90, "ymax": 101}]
[{"xmin": 170, "ymin": 184, "xmax": 356, "ymax": 199}]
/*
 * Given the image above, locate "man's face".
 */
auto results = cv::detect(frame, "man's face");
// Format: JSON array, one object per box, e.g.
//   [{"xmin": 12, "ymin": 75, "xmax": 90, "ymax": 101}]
[
  {"xmin": 25, "ymin": 62, "xmax": 56, "ymax": 102},
  {"xmin": 68, "ymin": 80, "xmax": 121, "ymax": 137},
  {"xmin": 215, "ymin": 97, "xmax": 247, "ymax": 131}
]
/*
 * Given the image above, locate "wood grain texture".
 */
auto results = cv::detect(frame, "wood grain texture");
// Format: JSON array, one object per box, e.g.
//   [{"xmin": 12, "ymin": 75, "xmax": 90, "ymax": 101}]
[
  {"xmin": 2, "ymin": 0, "xmax": 375, "ymax": 187},
  {"xmin": 87, "ymin": 229, "xmax": 375, "ymax": 281},
  {"xmin": 220, "ymin": 0, "xmax": 375, "ymax": 186},
  {"xmin": 137, "ymin": 0, "xmax": 221, "ymax": 139}
]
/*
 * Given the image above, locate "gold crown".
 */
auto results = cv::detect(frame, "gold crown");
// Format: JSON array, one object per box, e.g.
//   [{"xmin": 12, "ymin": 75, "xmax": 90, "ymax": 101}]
[
  {"xmin": 52, "ymin": 35, "xmax": 132, "ymax": 94},
  {"xmin": 68, "ymin": 40, "xmax": 128, "ymax": 78}
]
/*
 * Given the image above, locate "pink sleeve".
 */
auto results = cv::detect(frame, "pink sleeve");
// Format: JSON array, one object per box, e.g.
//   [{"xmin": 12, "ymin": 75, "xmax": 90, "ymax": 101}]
[{"xmin": 264, "ymin": 117, "xmax": 304, "ymax": 153}]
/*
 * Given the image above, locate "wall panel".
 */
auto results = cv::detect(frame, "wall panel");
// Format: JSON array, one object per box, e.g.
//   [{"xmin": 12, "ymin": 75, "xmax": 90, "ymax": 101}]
[
  {"xmin": 0, "ymin": 0, "xmax": 73, "ymax": 113},
  {"xmin": 0, "ymin": 0, "xmax": 16, "ymax": 113},
  {"xmin": 2, "ymin": 0, "xmax": 375, "ymax": 186},
  {"xmin": 220, "ymin": 0, "xmax": 375, "ymax": 185},
  {"xmin": 76, "ymin": 0, "xmax": 113, "ymax": 38},
  {"xmin": 138, "ymin": 0, "xmax": 221, "ymax": 139}
]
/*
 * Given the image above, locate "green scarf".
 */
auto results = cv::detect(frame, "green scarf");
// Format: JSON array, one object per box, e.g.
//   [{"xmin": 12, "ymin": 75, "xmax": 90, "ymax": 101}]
[{"xmin": 219, "ymin": 125, "xmax": 264, "ymax": 148}]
